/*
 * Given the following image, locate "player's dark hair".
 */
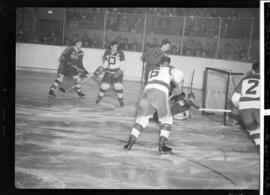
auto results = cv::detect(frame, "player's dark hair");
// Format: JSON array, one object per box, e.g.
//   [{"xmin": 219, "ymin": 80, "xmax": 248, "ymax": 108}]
[
  {"xmin": 252, "ymin": 62, "xmax": 259, "ymax": 73},
  {"xmin": 74, "ymin": 39, "xmax": 83, "ymax": 45},
  {"xmin": 110, "ymin": 41, "xmax": 119, "ymax": 47},
  {"xmin": 160, "ymin": 56, "xmax": 171, "ymax": 64},
  {"xmin": 180, "ymin": 92, "xmax": 186, "ymax": 97},
  {"xmin": 161, "ymin": 39, "xmax": 171, "ymax": 46}
]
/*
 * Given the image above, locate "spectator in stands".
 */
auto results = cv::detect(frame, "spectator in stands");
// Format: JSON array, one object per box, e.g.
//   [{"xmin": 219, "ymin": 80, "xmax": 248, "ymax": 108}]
[
  {"xmin": 170, "ymin": 45, "xmax": 179, "ymax": 55},
  {"xmin": 119, "ymin": 37, "xmax": 129, "ymax": 50},
  {"xmin": 31, "ymin": 34, "xmax": 41, "ymax": 44},
  {"xmin": 130, "ymin": 16, "xmax": 143, "ymax": 33},
  {"xmin": 91, "ymin": 33, "xmax": 101, "ymax": 48},
  {"xmin": 240, "ymin": 50, "xmax": 248, "ymax": 61},
  {"xmin": 47, "ymin": 30, "xmax": 59, "ymax": 45},
  {"xmin": 16, "ymin": 25, "xmax": 28, "ymax": 42},
  {"xmin": 222, "ymin": 43, "xmax": 234, "ymax": 60},
  {"xmin": 118, "ymin": 16, "xmax": 130, "ymax": 32},
  {"xmin": 131, "ymin": 42, "xmax": 138, "ymax": 51},
  {"xmin": 69, "ymin": 17, "xmax": 78, "ymax": 29},
  {"xmin": 233, "ymin": 44, "xmax": 241, "ymax": 61},
  {"xmin": 107, "ymin": 15, "xmax": 118, "ymax": 31},
  {"xmin": 82, "ymin": 33, "xmax": 91, "ymax": 48}
]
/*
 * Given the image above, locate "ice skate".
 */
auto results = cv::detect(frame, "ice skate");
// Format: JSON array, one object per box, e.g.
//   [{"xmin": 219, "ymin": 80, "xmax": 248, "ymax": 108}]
[
  {"xmin": 159, "ymin": 136, "xmax": 172, "ymax": 154},
  {"xmin": 124, "ymin": 135, "xmax": 136, "ymax": 151},
  {"xmin": 119, "ymin": 99, "xmax": 124, "ymax": 107},
  {"xmin": 48, "ymin": 88, "xmax": 56, "ymax": 97},
  {"xmin": 48, "ymin": 88, "xmax": 56, "ymax": 106},
  {"xmin": 96, "ymin": 96, "xmax": 102, "ymax": 104}
]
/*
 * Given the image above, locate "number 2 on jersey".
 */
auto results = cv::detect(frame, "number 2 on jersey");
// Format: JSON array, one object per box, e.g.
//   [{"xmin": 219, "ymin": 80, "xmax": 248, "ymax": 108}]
[{"xmin": 245, "ymin": 79, "xmax": 259, "ymax": 95}]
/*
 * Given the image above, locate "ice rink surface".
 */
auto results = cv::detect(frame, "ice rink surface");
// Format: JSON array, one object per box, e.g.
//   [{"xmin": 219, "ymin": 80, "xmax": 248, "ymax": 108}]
[{"xmin": 15, "ymin": 71, "xmax": 259, "ymax": 189}]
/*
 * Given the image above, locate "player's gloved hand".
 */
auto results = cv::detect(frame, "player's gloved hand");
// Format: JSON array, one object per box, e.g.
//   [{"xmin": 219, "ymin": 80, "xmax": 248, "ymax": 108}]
[
  {"xmin": 113, "ymin": 69, "xmax": 124, "ymax": 79},
  {"xmin": 171, "ymin": 92, "xmax": 185, "ymax": 102},
  {"xmin": 93, "ymin": 66, "xmax": 104, "ymax": 78}
]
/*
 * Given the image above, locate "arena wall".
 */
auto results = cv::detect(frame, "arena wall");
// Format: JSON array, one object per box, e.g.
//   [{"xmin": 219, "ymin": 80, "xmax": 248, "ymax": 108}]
[{"xmin": 16, "ymin": 43, "xmax": 252, "ymax": 89}]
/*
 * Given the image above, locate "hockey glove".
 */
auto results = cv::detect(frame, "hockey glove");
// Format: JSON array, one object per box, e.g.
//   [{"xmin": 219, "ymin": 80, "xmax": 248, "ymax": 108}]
[{"xmin": 93, "ymin": 66, "xmax": 105, "ymax": 78}]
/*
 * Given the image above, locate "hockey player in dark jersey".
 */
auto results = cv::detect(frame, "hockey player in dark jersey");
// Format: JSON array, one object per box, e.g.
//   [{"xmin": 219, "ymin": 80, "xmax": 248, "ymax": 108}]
[
  {"xmin": 170, "ymin": 92, "xmax": 200, "ymax": 120},
  {"xmin": 48, "ymin": 40, "xmax": 89, "ymax": 98},
  {"xmin": 94, "ymin": 41, "xmax": 126, "ymax": 107},
  {"xmin": 142, "ymin": 40, "xmax": 171, "ymax": 85},
  {"xmin": 143, "ymin": 40, "xmax": 172, "ymax": 121},
  {"xmin": 231, "ymin": 62, "xmax": 260, "ymax": 150}
]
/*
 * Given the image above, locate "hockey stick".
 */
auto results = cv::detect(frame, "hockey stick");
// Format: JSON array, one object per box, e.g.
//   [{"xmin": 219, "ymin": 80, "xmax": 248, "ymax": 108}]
[
  {"xmin": 198, "ymin": 108, "xmax": 231, "ymax": 113},
  {"xmin": 59, "ymin": 76, "xmax": 91, "ymax": 93},
  {"xmin": 190, "ymin": 69, "xmax": 195, "ymax": 98}
]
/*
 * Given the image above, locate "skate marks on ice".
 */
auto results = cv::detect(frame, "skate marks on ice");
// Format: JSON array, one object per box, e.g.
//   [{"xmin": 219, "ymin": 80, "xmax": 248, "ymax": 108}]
[
  {"xmin": 15, "ymin": 105, "xmax": 259, "ymax": 188},
  {"xmin": 15, "ymin": 72, "xmax": 259, "ymax": 189}
]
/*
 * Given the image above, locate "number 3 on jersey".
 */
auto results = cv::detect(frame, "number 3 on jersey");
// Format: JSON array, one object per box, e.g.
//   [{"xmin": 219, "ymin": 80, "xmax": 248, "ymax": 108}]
[{"xmin": 242, "ymin": 79, "xmax": 260, "ymax": 98}]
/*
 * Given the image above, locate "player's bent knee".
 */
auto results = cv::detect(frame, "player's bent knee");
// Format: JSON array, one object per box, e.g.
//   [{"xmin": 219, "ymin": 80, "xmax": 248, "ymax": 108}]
[
  {"xmin": 159, "ymin": 115, "xmax": 173, "ymax": 125},
  {"xmin": 101, "ymin": 83, "xmax": 110, "ymax": 90},
  {"xmin": 161, "ymin": 123, "xmax": 172, "ymax": 131},
  {"xmin": 114, "ymin": 83, "xmax": 123, "ymax": 90},
  {"xmin": 135, "ymin": 115, "xmax": 151, "ymax": 128}
]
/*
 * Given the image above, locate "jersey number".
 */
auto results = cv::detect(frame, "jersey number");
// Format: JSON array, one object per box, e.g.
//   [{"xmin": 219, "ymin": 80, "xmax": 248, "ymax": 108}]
[
  {"xmin": 149, "ymin": 68, "xmax": 160, "ymax": 78},
  {"xmin": 246, "ymin": 79, "xmax": 259, "ymax": 95},
  {"xmin": 108, "ymin": 57, "xmax": 116, "ymax": 67}
]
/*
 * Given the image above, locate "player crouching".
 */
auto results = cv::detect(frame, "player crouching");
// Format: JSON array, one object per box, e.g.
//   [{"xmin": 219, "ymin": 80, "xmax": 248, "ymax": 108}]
[
  {"xmin": 231, "ymin": 62, "xmax": 260, "ymax": 151},
  {"xmin": 124, "ymin": 56, "xmax": 184, "ymax": 154},
  {"xmin": 170, "ymin": 92, "xmax": 200, "ymax": 120},
  {"xmin": 93, "ymin": 41, "xmax": 126, "ymax": 107},
  {"xmin": 48, "ymin": 39, "xmax": 88, "ymax": 99}
]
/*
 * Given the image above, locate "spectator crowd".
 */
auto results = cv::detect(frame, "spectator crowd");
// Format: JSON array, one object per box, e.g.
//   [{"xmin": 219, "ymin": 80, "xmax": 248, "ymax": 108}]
[{"xmin": 16, "ymin": 8, "xmax": 259, "ymax": 62}]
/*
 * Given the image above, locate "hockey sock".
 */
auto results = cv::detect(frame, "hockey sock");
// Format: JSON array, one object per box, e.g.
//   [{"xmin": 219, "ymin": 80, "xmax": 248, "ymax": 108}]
[
  {"xmin": 115, "ymin": 89, "xmax": 124, "ymax": 99},
  {"xmin": 50, "ymin": 79, "xmax": 62, "ymax": 90},
  {"xmin": 98, "ymin": 88, "xmax": 106, "ymax": 98},
  {"xmin": 160, "ymin": 124, "xmax": 172, "ymax": 139},
  {"xmin": 131, "ymin": 123, "xmax": 144, "ymax": 138}
]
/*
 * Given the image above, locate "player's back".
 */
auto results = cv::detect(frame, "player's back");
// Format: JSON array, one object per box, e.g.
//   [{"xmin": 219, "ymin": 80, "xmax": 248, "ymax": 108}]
[
  {"xmin": 237, "ymin": 74, "xmax": 260, "ymax": 109},
  {"xmin": 143, "ymin": 47, "xmax": 165, "ymax": 65},
  {"xmin": 145, "ymin": 65, "xmax": 183, "ymax": 94}
]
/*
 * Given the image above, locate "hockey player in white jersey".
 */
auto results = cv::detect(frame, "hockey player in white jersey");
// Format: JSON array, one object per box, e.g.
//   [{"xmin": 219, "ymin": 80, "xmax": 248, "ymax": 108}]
[{"xmin": 124, "ymin": 56, "xmax": 184, "ymax": 154}]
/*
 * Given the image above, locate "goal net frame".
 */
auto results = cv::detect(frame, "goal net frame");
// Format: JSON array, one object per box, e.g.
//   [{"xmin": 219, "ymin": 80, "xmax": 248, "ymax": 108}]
[{"xmin": 202, "ymin": 67, "xmax": 244, "ymax": 126}]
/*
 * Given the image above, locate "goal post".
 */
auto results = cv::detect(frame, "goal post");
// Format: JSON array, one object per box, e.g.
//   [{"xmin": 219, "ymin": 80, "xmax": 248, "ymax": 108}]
[{"xmin": 202, "ymin": 67, "xmax": 244, "ymax": 125}]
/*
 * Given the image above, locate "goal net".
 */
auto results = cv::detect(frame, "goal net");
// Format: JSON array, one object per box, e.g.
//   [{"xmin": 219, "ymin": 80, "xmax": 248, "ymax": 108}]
[{"xmin": 202, "ymin": 67, "xmax": 244, "ymax": 125}]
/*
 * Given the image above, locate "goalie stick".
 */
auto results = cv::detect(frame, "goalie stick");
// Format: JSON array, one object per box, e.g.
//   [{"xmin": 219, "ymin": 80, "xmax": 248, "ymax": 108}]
[
  {"xmin": 189, "ymin": 69, "xmax": 195, "ymax": 99},
  {"xmin": 198, "ymin": 108, "xmax": 231, "ymax": 113}
]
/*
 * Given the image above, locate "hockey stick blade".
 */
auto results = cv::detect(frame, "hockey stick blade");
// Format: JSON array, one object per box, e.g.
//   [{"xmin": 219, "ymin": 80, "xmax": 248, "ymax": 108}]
[{"xmin": 60, "ymin": 76, "xmax": 91, "ymax": 93}]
